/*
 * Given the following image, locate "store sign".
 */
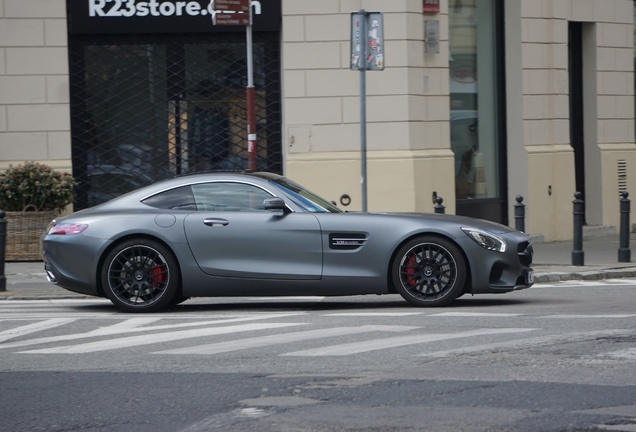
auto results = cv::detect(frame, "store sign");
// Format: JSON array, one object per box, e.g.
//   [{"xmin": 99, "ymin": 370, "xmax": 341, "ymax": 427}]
[
  {"xmin": 69, "ymin": 0, "xmax": 280, "ymax": 34},
  {"xmin": 423, "ymin": 0, "xmax": 440, "ymax": 14}
]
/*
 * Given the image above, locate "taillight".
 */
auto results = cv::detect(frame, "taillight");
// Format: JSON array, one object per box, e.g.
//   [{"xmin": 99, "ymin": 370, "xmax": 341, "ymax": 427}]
[{"xmin": 46, "ymin": 224, "xmax": 88, "ymax": 235}]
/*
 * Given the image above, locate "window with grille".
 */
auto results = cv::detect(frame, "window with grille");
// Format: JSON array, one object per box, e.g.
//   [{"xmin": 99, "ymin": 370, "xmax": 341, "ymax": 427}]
[{"xmin": 68, "ymin": 33, "xmax": 282, "ymax": 210}]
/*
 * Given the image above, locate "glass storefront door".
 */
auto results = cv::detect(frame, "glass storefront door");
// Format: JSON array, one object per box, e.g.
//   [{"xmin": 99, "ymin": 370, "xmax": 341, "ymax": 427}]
[
  {"xmin": 449, "ymin": 0, "xmax": 507, "ymax": 223},
  {"xmin": 68, "ymin": 33, "xmax": 281, "ymax": 209}
]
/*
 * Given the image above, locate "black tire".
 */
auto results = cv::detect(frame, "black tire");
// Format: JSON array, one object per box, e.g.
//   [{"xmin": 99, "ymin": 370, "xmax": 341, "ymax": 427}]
[
  {"xmin": 101, "ymin": 239, "xmax": 180, "ymax": 313},
  {"xmin": 391, "ymin": 236, "xmax": 467, "ymax": 307}
]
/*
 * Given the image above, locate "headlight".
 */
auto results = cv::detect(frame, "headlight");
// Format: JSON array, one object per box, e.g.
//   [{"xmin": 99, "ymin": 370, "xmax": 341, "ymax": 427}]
[{"xmin": 461, "ymin": 227, "xmax": 506, "ymax": 252}]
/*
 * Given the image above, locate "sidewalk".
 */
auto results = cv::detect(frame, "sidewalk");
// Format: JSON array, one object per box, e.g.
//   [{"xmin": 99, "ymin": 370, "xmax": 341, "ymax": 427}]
[{"xmin": 1, "ymin": 234, "xmax": 636, "ymax": 299}]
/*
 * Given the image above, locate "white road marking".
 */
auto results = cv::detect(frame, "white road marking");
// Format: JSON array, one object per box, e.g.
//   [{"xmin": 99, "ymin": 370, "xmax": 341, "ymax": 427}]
[
  {"xmin": 323, "ymin": 313, "xmax": 424, "ymax": 317},
  {"xmin": 19, "ymin": 322, "xmax": 306, "ymax": 354},
  {"xmin": 534, "ymin": 279, "xmax": 636, "ymax": 289},
  {"xmin": 154, "ymin": 325, "xmax": 419, "ymax": 355},
  {"xmin": 418, "ymin": 329, "xmax": 633, "ymax": 358},
  {"xmin": 247, "ymin": 297, "xmax": 326, "ymax": 301},
  {"xmin": 0, "ymin": 318, "xmax": 77, "ymax": 343},
  {"xmin": 0, "ymin": 313, "xmax": 304, "ymax": 351},
  {"xmin": 429, "ymin": 312, "xmax": 522, "ymax": 317},
  {"xmin": 598, "ymin": 347, "xmax": 636, "ymax": 360},
  {"xmin": 281, "ymin": 328, "xmax": 538, "ymax": 357},
  {"xmin": 539, "ymin": 315, "xmax": 636, "ymax": 319}
]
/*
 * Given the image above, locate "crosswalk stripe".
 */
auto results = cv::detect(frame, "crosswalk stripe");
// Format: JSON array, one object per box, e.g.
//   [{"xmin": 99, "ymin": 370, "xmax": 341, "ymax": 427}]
[
  {"xmin": 281, "ymin": 328, "xmax": 538, "ymax": 357},
  {"xmin": 323, "ymin": 313, "xmax": 423, "ymax": 317},
  {"xmin": 539, "ymin": 315, "xmax": 636, "ymax": 319},
  {"xmin": 0, "ymin": 318, "xmax": 77, "ymax": 343},
  {"xmin": 1, "ymin": 313, "xmax": 304, "ymax": 351},
  {"xmin": 153, "ymin": 325, "xmax": 419, "ymax": 355},
  {"xmin": 429, "ymin": 312, "xmax": 522, "ymax": 317},
  {"xmin": 19, "ymin": 322, "xmax": 306, "ymax": 354}
]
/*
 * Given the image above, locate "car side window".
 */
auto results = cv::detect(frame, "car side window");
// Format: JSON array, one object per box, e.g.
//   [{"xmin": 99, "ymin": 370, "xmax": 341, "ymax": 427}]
[
  {"xmin": 191, "ymin": 182, "xmax": 272, "ymax": 212},
  {"xmin": 141, "ymin": 185, "xmax": 198, "ymax": 210}
]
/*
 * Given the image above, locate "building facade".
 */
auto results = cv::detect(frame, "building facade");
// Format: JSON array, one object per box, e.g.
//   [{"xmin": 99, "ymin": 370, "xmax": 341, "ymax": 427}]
[{"xmin": 0, "ymin": 0, "xmax": 635, "ymax": 241}]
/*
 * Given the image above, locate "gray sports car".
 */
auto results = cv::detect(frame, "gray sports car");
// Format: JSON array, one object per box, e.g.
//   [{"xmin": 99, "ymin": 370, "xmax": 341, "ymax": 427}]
[{"xmin": 41, "ymin": 172, "xmax": 534, "ymax": 312}]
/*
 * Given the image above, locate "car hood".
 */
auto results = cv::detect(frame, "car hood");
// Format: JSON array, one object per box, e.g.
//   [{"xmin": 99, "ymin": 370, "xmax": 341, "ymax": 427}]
[{"xmin": 369, "ymin": 212, "xmax": 519, "ymax": 235}]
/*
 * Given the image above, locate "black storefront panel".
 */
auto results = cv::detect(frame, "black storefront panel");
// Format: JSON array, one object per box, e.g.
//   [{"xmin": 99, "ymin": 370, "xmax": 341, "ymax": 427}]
[
  {"xmin": 67, "ymin": 1, "xmax": 282, "ymax": 210},
  {"xmin": 68, "ymin": 0, "xmax": 281, "ymax": 33}
]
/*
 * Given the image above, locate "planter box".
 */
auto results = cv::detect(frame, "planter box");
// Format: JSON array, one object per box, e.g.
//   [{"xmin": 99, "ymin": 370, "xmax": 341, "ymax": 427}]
[{"xmin": 5, "ymin": 211, "xmax": 56, "ymax": 261}]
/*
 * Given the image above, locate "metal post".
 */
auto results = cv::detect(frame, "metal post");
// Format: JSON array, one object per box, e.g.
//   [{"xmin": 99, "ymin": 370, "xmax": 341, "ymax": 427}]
[
  {"xmin": 246, "ymin": 15, "xmax": 257, "ymax": 172},
  {"xmin": 514, "ymin": 195, "xmax": 525, "ymax": 232},
  {"xmin": 0, "ymin": 211, "xmax": 6, "ymax": 292},
  {"xmin": 359, "ymin": 9, "xmax": 368, "ymax": 212},
  {"xmin": 572, "ymin": 191, "xmax": 584, "ymax": 266},
  {"xmin": 434, "ymin": 197, "xmax": 445, "ymax": 214},
  {"xmin": 619, "ymin": 191, "xmax": 631, "ymax": 262}
]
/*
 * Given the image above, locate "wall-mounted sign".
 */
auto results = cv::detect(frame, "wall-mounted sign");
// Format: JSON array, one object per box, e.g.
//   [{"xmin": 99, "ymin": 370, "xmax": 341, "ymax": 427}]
[
  {"xmin": 68, "ymin": 0, "xmax": 280, "ymax": 34},
  {"xmin": 425, "ymin": 19, "xmax": 439, "ymax": 54},
  {"xmin": 423, "ymin": 0, "xmax": 440, "ymax": 14}
]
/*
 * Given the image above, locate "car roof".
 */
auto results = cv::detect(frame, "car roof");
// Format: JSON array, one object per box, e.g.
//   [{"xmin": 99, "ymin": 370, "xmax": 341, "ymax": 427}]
[{"xmin": 91, "ymin": 171, "xmax": 285, "ymax": 208}]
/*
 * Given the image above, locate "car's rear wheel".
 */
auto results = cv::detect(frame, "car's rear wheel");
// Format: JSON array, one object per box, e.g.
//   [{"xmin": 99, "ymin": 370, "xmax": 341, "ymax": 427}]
[
  {"xmin": 392, "ymin": 236, "xmax": 466, "ymax": 307},
  {"xmin": 101, "ymin": 239, "xmax": 179, "ymax": 313}
]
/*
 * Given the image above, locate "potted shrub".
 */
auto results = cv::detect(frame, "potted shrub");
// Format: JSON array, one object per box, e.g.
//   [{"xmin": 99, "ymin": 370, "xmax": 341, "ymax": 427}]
[{"xmin": 0, "ymin": 162, "xmax": 76, "ymax": 261}]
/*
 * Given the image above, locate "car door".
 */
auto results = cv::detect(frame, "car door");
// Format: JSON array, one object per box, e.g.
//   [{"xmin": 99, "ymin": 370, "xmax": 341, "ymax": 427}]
[{"xmin": 184, "ymin": 181, "xmax": 323, "ymax": 280}]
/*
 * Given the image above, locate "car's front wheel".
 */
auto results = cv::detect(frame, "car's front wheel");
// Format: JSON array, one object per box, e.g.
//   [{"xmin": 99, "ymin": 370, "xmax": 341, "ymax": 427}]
[
  {"xmin": 392, "ymin": 236, "xmax": 466, "ymax": 307},
  {"xmin": 101, "ymin": 239, "xmax": 179, "ymax": 313}
]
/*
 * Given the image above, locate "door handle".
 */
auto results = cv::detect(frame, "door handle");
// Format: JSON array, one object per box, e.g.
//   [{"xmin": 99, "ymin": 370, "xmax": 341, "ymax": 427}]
[{"xmin": 203, "ymin": 218, "xmax": 229, "ymax": 227}]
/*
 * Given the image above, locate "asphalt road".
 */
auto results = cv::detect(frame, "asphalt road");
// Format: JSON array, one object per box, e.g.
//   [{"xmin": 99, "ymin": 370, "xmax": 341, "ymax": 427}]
[{"xmin": 1, "ymin": 280, "xmax": 636, "ymax": 432}]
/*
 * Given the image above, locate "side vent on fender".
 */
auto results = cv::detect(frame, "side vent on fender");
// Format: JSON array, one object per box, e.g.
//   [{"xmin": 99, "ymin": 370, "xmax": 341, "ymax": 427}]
[{"xmin": 329, "ymin": 233, "xmax": 368, "ymax": 250}]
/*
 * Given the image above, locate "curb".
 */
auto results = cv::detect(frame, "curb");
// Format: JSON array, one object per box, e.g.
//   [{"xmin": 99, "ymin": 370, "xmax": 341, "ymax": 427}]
[
  {"xmin": 0, "ymin": 295, "xmax": 91, "ymax": 300},
  {"xmin": 533, "ymin": 268, "xmax": 636, "ymax": 283}
]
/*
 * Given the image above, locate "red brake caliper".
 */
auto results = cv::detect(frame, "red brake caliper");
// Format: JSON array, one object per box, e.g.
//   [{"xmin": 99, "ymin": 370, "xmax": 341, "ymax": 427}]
[
  {"xmin": 405, "ymin": 255, "xmax": 417, "ymax": 287},
  {"xmin": 149, "ymin": 266, "xmax": 165, "ymax": 287}
]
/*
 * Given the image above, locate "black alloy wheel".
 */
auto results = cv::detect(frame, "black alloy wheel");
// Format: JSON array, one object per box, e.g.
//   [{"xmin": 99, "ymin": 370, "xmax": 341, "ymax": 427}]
[
  {"xmin": 101, "ymin": 239, "xmax": 179, "ymax": 312},
  {"xmin": 392, "ymin": 236, "xmax": 466, "ymax": 307}
]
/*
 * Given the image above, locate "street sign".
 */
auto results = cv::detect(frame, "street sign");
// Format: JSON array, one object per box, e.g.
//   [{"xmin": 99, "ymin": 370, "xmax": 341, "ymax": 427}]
[
  {"xmin": 213, "ymin": 0, "xmax": 250, "ymax": 12},
  {"xmin": 350, "ymin": 11, "xmax": 384, "ymax": 71},
  {"xmin": 213, "ymin": 12, "xmax": 251, "ymax": 26}
]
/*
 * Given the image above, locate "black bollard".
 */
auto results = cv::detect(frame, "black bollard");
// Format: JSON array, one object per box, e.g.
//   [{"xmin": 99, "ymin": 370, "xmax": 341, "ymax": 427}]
[
  {"xmin": 0, "ymin": 211, "xmax": 6, "ymax": 292},
  {"xmin": 572, "ymin": 192, "xmax": 584, "ymax": 266},
  {"xmin": 434, "ymin": 197, "xmax": 445, "ymax": 214},
  {"xmin": 618, "ymin": 191, "xmax": 631, "ymax": 262},
  {"xmin": 514, "ymin": 195, "xmax": 525, "ymax": 232}
]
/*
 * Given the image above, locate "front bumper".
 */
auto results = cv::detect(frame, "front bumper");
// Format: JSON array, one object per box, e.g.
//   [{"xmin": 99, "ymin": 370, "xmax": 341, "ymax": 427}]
[{"xmin": 457, "ymin": 233, "xmax": 534, "ymax": 294}]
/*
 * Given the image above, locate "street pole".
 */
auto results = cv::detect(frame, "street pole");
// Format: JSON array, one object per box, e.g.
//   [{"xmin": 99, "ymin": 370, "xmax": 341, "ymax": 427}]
[
  {"xmin": 246, "ymin": 13, "xmax": 257, "ymax": 172},
  {"xmin": 359, "ymin": 9, "xmax": 368, "ymax": 212}
]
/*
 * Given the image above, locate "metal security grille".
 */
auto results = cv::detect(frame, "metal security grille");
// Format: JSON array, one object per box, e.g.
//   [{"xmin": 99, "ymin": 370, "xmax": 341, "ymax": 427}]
[{"xmin": 68, "ymin": 33, "xmax": 281, "ymax": 210}]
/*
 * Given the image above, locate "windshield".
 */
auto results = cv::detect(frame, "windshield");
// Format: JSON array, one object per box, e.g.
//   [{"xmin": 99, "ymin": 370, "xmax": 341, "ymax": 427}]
[{"xmin": 270, "ymin": 178, "xmax": 342, "ymax": 213}]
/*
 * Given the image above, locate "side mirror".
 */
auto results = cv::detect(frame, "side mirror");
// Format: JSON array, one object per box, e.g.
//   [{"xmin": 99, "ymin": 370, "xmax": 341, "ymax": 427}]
[{"xmin": 263, "ymin": 197, "xmax": 290, "ymax": 213}]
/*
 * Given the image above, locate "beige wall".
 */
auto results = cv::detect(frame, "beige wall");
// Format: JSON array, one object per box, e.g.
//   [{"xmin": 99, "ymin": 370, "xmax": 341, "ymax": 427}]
[
  {"xmin": 282, "ymin": 0, "xmax": 456, "ymax": 213},
  {"xmin": 515, "ymin": 0, "xmax": 636, "ymax": 240},
  {"xmin": 283, "ymin": 0, "xmax": 636, "ymax": 240},
  {"xmin": 0, "ymin": 0, "xmax": 72, "ymax": 173}
]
